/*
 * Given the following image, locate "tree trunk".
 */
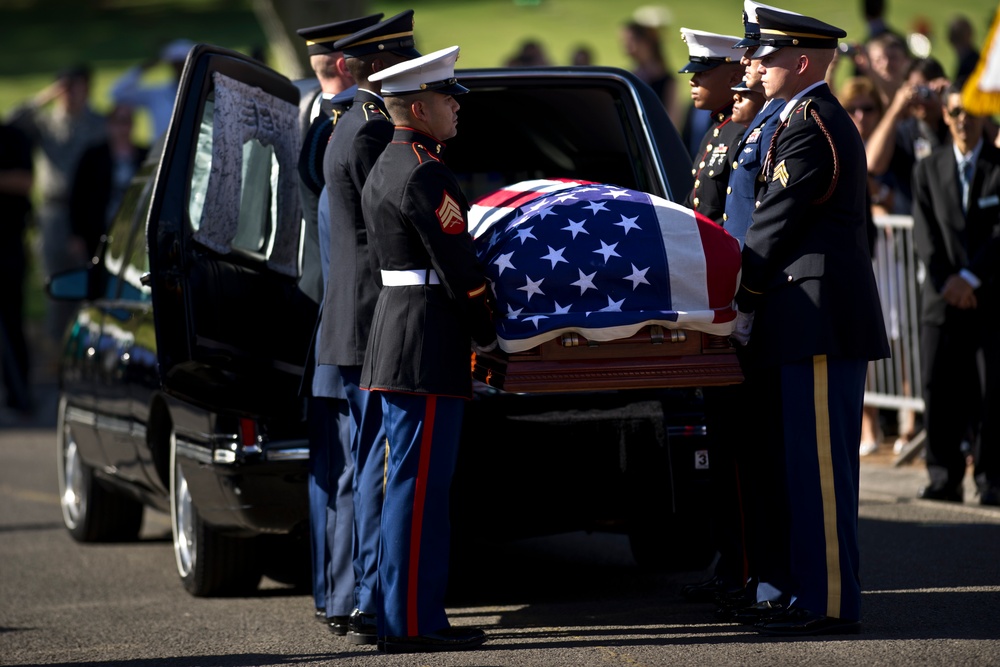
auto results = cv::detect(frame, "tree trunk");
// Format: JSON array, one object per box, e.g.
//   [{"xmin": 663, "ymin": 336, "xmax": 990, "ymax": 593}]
[{"xmin": 251, "ymin": 0, "xmax": 370, "ymax": 80}]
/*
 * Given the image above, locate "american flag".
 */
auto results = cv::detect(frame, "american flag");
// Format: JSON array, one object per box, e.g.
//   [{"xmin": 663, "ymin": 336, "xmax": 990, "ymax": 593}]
[{"xmin": 469, "ymin": 179, "xmax": 741, "ymax": 353}]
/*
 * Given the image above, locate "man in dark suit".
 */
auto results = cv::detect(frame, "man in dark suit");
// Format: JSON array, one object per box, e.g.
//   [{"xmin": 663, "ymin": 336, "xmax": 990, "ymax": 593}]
[
  {"xmin": 912, "ymin": 87, "xmax": 1000, "ymax": 506},
  {"xmin": 294, "ymin": 14, "xmax": 381, "ymax": 634},
  {"xmin": 734, "ymin": 6, "xmax": 890, "ymax": 636},
  {"xmin": 316, "ymin": 10, "xmax": 421, "ymax": 646},
  {"xmin": 362, "ymin": 45, "xmax": 495, "ymax": 654}
]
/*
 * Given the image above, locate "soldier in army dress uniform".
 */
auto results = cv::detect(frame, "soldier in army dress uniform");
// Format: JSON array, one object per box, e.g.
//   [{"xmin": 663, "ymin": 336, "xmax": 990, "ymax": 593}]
[
  {"xmin": 317, "ymin": 10, "xmax": 421, "ymax": 645},
  {"xmin": 360, "ymin": 45, "xmax": 495, "ymax": 654},
  {"xmin": 734, "ymin": 6, "xmax": 890, "ymax": 636}
]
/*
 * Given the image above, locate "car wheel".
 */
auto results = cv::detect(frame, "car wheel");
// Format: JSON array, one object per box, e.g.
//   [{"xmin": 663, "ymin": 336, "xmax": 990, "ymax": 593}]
[
  {"xmin": 169, "ymin": 431, "xmax": 261, "ymax": 596},
  {"xmin": 57, "ymin": 395, "xmax": 143, "ymax": 542}
]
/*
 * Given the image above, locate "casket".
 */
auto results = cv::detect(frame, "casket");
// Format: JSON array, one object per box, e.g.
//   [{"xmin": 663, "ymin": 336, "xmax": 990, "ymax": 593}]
[
  {"xmin": 470, "ymin": 179, "xmax": 744, "ymax": 393},
  {"xmin": 473, "ymin": 326, "xmax": 741, "ymax": 392}
]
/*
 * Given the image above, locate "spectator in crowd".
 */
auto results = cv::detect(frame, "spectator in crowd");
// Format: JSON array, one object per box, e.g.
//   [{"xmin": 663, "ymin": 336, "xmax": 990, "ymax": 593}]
[
  {"xmin": 505, "ymin": 39, "xmax": 551, "ymax": 67},
  {"xmin": 622, "ymin": 20, "xmax": 680, "ymax": 128},
  {"xmin": 0, "ymin": 122, "xmax": 34, "ymax": 417},
  {"xmin": 69, "ymin": 105, "xmax": 148, "ymax": 261},
  {"xmin": 866, "ymin": 57, "xmax": 950, "ymax": 215},
  {"xmin": 947, "ymin": 15, "xmax": 980, "ymax": 85},
  {"xmin": 838, "ymin": 76, "xmax": 889, "ymax": 456},
  {"xmin": 5, "ymin": 63, "xmax": 106, "ymax": 343},
  {"xmin": 862, "ymin": 0, "xmax": 894, "ymax": 41},
  {"xmin": 864, "ymin": 31, "xmax": 910, "ymax": 108},
  {"xmin": 110, "ymin": 38, "xmax": 193, "ymax": 141},
  {"xmin": 911, "ymin": 85, "xmax": 1000, "ymax": 507},
  {"xmin": 570, "ymin": 45, "xmax": 594, "ymax": 66}
]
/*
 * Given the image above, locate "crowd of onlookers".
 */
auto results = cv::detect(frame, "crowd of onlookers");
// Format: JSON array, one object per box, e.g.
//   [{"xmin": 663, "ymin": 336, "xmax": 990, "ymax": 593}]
[
  {"xmin": 0, "ymin": 40, "xmax": 190, "ymax": 419},
  {"xmin": 1, "ymin": 5, "xmax": 996, "ymax": 450}
]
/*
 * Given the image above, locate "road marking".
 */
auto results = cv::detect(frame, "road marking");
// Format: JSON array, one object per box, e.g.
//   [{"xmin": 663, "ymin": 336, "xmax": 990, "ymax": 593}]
[{"xmin": 0, "ymin": 483, "xmax": 59, "ymax": 506}]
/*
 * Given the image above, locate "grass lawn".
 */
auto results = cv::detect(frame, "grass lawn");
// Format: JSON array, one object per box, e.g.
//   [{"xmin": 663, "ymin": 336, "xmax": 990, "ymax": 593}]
[{"xmin": 2, "ymin": 0, "xmax": 997, "ymax": 323}]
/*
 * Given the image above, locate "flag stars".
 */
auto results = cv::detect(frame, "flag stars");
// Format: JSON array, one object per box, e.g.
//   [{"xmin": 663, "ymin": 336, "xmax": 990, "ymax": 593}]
[
  {"xmin": 553, "ymin": 301, "xmax": 572, "ymax": 314},
  {"xmin": 583, "ymin": 200, "xmax": 609, "ymax": 215},
  {"xmin": 624, "ymin": 263, "xmax": 651, "ymax": 290},
  {"xmin": 493, "ymin": 251, "xmax": 516, "ymax": 275},
  {"xmin": 517, "ymin": 275, "xmax": 546, "ymax": 300},
  {"xmin": 593, "ymin": 240, "xmax": 621, "ymax": 263},
  {"xmin": 562, "ymin": 218, "xmax": 589, "ymax": 239},
  {"xmin": 514, "ymin": 226, "xmax": 537, "ymax": 244},
  {"xmin": 571, "ymin": 269, "xmax": 598, "ymax": 295},
  {"xmin": 605, "ymin": 188, "xmax": 630, "ymax": 199},
  {"xmin": 614, "ymin": 214, "xmax": 641, "ymax": 234},
  {"xmin": 524, "ymin": 314, "xmax": 549, "ymax": 329},
  {"xmin": 532, "ymin": 205, "xmax": 558, "ymax": 219},
  {"xmin": 540, "ymin": 245, "xmax": 569, "ymax": 268},
  {"xmin": 599, "ymin": 296, "xmax": 626, "ymax": 312},
  {"xmin": 505, "ymin": 304, "xmax": 523, "ymax": 319}
]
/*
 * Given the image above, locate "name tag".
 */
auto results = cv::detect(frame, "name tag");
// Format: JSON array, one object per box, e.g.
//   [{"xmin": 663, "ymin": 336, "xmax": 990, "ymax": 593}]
[{"xmin": 977, "ymin": 194, "xmax": 999, "ymax": 209}]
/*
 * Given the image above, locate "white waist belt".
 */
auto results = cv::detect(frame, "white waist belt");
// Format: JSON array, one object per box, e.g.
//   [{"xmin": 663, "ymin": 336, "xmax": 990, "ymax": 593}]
[{"xmin": 381, "ymin": 269, "xmax": 440, "ymax": 286}]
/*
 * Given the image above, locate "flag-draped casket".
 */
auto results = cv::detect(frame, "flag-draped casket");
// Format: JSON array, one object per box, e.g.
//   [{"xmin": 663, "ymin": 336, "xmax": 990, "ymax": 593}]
[{"xmin": 469, "ymin": 179, "xmax": 744, "ymax": 392}]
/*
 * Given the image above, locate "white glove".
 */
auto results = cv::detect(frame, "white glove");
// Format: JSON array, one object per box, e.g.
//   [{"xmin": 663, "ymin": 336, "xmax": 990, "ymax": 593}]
[
  {"xmin": 732, "ymin": 310, "xmax": 754, "ymax": 346},
  {"xmin": 473, "ymin": 339, "xmax": 498, "ymax": 354}
]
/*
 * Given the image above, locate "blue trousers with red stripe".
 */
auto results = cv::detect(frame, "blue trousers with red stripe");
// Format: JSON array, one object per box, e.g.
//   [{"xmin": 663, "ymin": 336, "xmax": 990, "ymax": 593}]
[
  {"xmin": 340, "ymin": 366, "xmax": 386, "ymax": 615},
  {"xmin": 377, "ymin": 392, "xmax": 464, "ymax": 638},
  {"xmin": 776, "ymin": 355, "xmax": 866, "ymax": 621}
]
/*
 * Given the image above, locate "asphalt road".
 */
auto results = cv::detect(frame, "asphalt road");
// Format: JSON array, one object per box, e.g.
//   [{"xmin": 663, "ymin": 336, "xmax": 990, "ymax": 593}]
[{"xmin": 2, "ymin": 386, "xmax": 999, "ymax": 666}]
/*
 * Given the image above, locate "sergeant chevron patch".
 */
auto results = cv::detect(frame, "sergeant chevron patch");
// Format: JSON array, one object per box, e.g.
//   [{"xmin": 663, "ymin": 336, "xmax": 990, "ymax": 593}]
[
  {"xmin": 773, "ymin": 160, "xmax": 789, "ymax": 187},
  {"xmin": 437, "ymin": 192, "xmax": 465, "ymax": 234}
]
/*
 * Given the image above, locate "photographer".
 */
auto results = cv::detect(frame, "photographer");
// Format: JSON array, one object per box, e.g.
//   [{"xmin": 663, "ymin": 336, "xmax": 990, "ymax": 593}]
[{"xmin": 865, "ymin": 57, "xmax": 949, "ymax": 214}]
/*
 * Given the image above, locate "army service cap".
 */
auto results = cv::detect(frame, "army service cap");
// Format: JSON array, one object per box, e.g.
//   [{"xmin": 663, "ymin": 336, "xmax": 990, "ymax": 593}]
[
  {"xmin": 734, "ymin": 1, "xmax": 802, "ymax": 49},
  {"xmin": 750, "ymin": 6, "xmax": 847, "ymax": 58},
  {"xmin": 370, "ymin": 45, "xmax": 468, "ymax": 96},
  {"xmin": 679, "ymin": 28, "xmax": 743, "ymax": 73},
  {"xmin": 334, "ymin": 10, "xmax": 420, "ymax": 59},
  {"xmin": 296, "ymin": 14, "xmax": 383, "ymax": 56}
]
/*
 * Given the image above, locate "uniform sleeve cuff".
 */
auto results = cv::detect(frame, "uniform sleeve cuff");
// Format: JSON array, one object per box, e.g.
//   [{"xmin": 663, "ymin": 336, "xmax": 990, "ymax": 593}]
[{"xmin": 959, "ymin": 269, "xmax": 981, "ymax": 290}]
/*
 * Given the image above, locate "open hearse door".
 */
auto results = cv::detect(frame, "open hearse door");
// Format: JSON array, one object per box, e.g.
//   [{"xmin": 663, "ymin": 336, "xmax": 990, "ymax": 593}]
[{"xmin": 146, "ymin": 45, "xmax": 317, "ymax": 419}]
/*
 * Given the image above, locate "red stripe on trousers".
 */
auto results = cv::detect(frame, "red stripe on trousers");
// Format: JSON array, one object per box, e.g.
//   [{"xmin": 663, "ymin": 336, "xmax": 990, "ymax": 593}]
[{"xmin": 407, "ymin": 395, "xmax": 437, "ymax": 637}]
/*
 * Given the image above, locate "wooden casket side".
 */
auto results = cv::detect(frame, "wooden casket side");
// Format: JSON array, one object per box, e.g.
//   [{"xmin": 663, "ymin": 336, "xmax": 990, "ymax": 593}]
[{"xmin": 472, "ymin": 325, "xmax": 743, "ymax": 393}]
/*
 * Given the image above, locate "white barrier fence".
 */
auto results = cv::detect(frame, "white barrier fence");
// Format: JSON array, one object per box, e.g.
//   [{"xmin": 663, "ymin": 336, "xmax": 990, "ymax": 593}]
[{"xmin": 867, "ymin": 214, "xmax": 925, "ymax": 458}]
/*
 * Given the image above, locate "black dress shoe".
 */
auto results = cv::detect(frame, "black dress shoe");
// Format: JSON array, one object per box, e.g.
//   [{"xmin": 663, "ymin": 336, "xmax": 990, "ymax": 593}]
[
  {"xmin": 754, "ymin": 606, "xmax": 860, "ymax": 636},
  {"xmin": 346, "ymin": 609, "xmax": 377, "ymax": 645},
  {"xmin": 714, "ymin": 587, "xmax": 755, "ymax": 609},
  {"xmin": 918, "ymin": 485, "xmax": 963, "ymax": 502},
  {"xmin": 327, "ymin": 615, "xmax": 350, "ymax": 636},
  {"xmin": 378, "ymin": 626, "xmax": 487, "ymax": 654},
  {"xmin": 314, "ymin": 608, "xmax": 326, "ymax": 622},
  {"xmin": 730, "ymin": 600, "xmax": 785, "ymax": 624},
  {"xmin": 679, "ymin": 576, "xmax": 742, "ymax": 603}
]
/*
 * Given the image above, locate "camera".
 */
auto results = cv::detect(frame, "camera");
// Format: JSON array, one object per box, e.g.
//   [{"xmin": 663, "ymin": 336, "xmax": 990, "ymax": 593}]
[{"xmin": 915, "ymin": 85, "xmax": 934, "ymax": 99}]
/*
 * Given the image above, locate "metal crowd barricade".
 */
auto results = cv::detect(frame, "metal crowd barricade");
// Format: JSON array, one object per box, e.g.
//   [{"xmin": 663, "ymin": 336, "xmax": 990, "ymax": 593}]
[{"xmin": 867, "ymin": 214, "xmax": 926, "ymax": 464}]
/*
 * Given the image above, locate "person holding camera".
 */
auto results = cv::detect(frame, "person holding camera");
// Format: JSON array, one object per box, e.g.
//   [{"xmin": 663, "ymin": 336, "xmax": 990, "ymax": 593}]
[{"xmin": 865, "ymin": 57, "xmax": 950, "ymax": 215}]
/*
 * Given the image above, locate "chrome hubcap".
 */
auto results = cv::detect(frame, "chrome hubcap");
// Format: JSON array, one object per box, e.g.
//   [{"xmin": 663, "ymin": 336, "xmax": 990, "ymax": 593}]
[
  {"xmin": 171, "ymin": 435, "xmax": 196, "ymax": 578},
  {"xmin": 58, "ymin": 401, "xmax": 85, "ymax": 529}
]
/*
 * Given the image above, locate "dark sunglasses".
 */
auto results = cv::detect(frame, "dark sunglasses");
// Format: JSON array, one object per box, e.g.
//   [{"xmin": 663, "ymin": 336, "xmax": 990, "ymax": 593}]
[{"xmin": 946, "ymin": 107, "xmax": 968, "ymax": 118}]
